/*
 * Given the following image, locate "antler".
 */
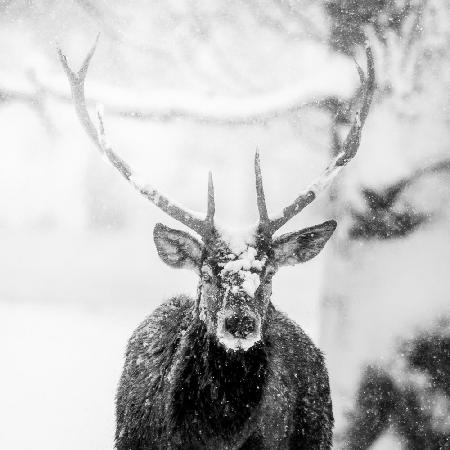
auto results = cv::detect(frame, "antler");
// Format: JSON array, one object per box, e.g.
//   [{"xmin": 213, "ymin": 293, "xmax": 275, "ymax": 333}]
[
  {"xmin": 58, "ymin": 37, "xmax": 215, "ymax": 238},
  {"xmin": 256, "ymin": 43, "xmax": 375, "ymax": 236}
]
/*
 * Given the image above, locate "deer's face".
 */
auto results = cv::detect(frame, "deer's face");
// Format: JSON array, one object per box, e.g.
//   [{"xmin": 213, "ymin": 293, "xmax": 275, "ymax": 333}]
[
  {"xmin": 196, "ymin": 229, "xmax": 273, "ymax": 351},
  {"xmin": 154, "ymin": 220, "xmax": 336, "ymax": 351}
]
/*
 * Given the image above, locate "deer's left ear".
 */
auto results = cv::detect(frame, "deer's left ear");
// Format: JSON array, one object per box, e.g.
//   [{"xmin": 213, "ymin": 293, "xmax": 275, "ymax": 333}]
[
  {"xmin": 153, "ymin": 223, "xmax": 203, "ymax": 272},
  {"xmin": 272, "ymin": 220, "xmax": 337, "ymax": 267}
]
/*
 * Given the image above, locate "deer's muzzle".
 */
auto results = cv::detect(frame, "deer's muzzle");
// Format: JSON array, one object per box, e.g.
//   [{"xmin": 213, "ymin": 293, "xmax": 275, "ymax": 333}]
[{"xmin": 216, "ymin": 309, "xmax": 261, "ymax": 351}]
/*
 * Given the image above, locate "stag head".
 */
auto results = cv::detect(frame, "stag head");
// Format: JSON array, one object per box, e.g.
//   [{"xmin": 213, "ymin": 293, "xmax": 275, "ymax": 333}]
[
  {"xmin": 59, "ymin": 38, "xmax": 374, "ymax": 351},
  {"xmin": 153, "ymin": 153, "xmax": 338, "ymax": 350}
]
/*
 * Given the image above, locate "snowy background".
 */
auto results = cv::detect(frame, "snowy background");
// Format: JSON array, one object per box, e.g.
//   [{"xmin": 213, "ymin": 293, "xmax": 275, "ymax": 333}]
[{"xmin": 1, "ymin": 1, "xmax": 449, "ymax": 449}]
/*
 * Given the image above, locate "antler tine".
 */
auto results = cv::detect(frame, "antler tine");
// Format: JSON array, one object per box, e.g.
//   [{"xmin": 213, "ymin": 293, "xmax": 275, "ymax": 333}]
[
  {"xmin": 265, "ymin": 43, "xmax": 375, "ymax": 235},
  {"xmin": 336, "ymin": 43, "xmax": 375, "ymax": 167},
  {"xmin": 58, "ymin": 37, "xmax": 214, "ymax": 238},
  {"xmin": 206, "ymin": 171, "xmax": 215, "ymax": 224},
  {"xmin": 255, "ymin": 149, "xmax": 269, "ymax": 226}
]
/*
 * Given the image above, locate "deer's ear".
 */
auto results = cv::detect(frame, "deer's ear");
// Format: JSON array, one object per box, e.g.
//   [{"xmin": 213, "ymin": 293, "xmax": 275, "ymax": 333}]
[
  {"xmin": 153, "ymin": 223, "xmax": 203, "ymax": 272},
  {"xmin": 272, "ymin": 220, "xmax": 337, "ymax": 267}
]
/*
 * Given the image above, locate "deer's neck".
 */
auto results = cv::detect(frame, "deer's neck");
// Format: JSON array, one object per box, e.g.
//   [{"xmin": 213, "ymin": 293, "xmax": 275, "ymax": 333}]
[{"xmin": 170, "ymin": 319, "xmax": 269, "ymax": 442}]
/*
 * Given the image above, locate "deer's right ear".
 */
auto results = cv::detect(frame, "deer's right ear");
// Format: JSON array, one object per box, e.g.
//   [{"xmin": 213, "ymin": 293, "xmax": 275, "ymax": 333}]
[
  {"xmin": 153, "ymin": 223, "xmax": 203, "ymax": 272},
  {"xmin": 272, "ymin": 220, "xmax": 337, "ymax": 267}
]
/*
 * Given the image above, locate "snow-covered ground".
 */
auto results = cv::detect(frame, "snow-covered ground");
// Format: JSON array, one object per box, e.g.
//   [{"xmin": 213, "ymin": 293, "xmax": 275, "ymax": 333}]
[{"xmin": 0, "ymin": 301, "xmax": 127, "ymax": 450}]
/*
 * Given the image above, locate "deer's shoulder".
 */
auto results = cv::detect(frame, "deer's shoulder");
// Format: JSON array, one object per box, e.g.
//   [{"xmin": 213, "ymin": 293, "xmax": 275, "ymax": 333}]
[
  {"xmin": 267, "ymin": 305, "xmax": 327, "ymax": 374},
  {"xmin": 123, "ymin": 295, "xmax": 195, "ymax": 365}
]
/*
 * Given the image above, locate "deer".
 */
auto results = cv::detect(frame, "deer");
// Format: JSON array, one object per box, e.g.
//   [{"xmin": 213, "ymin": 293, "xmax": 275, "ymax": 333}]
[{"xmin": 59, "ymin": 38, "xmax": 374, "ymax": 449}]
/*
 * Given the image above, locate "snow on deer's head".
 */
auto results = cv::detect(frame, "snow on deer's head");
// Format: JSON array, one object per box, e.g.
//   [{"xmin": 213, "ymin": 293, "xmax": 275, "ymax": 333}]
[{"xmin": 59, "ymin": 39, "xmax": 374, "ymax": 351}]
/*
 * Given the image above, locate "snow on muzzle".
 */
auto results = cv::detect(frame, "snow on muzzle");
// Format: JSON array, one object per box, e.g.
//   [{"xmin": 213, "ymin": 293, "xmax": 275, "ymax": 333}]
[{"xmin": 216, "ymin": 308, "xmax": 262, "ymax": 351}]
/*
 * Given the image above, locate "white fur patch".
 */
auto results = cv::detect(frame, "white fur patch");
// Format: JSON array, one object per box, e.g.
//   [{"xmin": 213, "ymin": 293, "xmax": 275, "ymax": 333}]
[{"xmin": 217, "ymin": 333, "xmax": 261, "ymax": 351}]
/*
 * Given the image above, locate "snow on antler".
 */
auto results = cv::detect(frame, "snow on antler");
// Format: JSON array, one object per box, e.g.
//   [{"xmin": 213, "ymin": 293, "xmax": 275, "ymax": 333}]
[
  {"xmin": 255, "ymin": 43, "xmax": 375, "ymax": 236},
  {"xmin": 58, "ymin": 36, "xmax": 215, "ymax": 238}
]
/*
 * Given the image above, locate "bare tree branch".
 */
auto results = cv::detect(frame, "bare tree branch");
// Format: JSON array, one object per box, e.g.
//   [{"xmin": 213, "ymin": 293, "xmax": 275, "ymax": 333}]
[{"xmin": 0, "ymin": 77, "xmax": 351, "ymax": 127}]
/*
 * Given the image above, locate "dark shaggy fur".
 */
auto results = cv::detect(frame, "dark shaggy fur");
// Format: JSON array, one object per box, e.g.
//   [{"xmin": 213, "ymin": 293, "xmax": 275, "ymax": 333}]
[
  {"xmin": 172, "ymin": 323, "xmax": 268, "ymax": 441},
  {"xmin": 116, "ymin": 296, "xmax": 333, "ymax": 449}
]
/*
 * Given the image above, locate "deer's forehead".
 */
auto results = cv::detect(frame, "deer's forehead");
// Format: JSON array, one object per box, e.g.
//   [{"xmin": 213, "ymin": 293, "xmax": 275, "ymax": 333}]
[
  {"xmin": 204, "ymin": 227, "xmax": 268, "ymax": 263},
  {"xmin": 205, "ymin": 225, "xmax": 271, "ymax": 268},
  {"xmin": 213, "ymin": 242, "xmax": 266, "ymax": 270},
  {"xmin": 202, "ymin": 232, "xmax": 269, "ymax": 298}
]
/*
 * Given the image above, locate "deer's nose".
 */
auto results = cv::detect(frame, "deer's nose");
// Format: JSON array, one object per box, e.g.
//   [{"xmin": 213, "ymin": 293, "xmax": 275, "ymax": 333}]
[{"xmin": 224, "ymin": 315, "xmax": 256, "ymax": 338}]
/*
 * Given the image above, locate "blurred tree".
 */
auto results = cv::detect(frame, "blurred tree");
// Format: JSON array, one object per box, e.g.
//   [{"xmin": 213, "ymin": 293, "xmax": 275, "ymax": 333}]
[
  {"xmin": 320, "ymin": 1, "xmax": 450, "ymax": 443},
  {"xmin": 349, "ymin": 159, "xmax": 450, "ymax": 240},
  {"xmin": 342, "ymin": 319, "xmax": 450, "ymax": 448},
  {"xmin": 327, "ymin": 0, "xmax": 414, "ymax": 54}
]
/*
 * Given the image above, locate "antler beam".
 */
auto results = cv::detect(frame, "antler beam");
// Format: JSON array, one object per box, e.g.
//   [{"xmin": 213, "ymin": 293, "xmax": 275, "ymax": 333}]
[
  {"xmin": 58, "ymin": 36, "xmax": 215, "ymax": 238},
  {"xmin": 256, "ymin": 43, "xmax": 375, "ymax": 236}
]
